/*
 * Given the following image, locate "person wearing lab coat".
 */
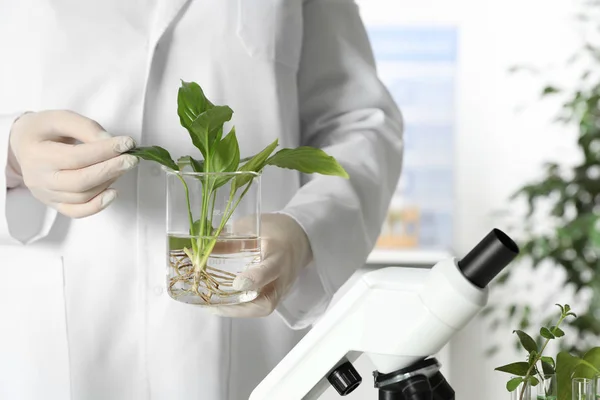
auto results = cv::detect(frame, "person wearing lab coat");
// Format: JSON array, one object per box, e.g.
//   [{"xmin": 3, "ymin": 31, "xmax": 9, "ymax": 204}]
[{"xmin": 0, "ymin": 1, "xmax": 403, "ymax": 399}]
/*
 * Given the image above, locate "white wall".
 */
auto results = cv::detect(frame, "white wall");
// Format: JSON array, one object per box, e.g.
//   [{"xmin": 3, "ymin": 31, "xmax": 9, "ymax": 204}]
[{"xmin": 347, "ymin": 1, "xmax": 583, "ymax": 399}]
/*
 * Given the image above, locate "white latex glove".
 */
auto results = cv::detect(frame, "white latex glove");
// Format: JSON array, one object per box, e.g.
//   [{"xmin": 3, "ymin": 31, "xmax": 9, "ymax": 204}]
[
  {"xmin": 209, "ymin": 213, "xmax": 313, "ymax": 318},
  {"xmin": 8, "ymin": 110, "xmax": 139, "ymax": 218}
]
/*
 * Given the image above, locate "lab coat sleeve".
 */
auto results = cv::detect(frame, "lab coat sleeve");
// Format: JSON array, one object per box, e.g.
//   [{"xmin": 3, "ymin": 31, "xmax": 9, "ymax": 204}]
[
  {"xmin": 276, "ymin": 0, "xmax": 404, "ymax": 329},
  {"xmin": 1, "ymin": 113, "xmax": 57, "ymax": 245}
]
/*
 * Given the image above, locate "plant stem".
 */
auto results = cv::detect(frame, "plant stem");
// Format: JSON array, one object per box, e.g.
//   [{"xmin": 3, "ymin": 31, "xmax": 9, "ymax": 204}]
[
  {"xmin": 198, "ymin": 177, "xmax": 209, "ymax": 247},
  {"xmin": 192, "ymin": 180, "xmax": 253, "ymax": 277},
  {"xmin": 519, "ymin": 315, "xmax": 567, "ymax": 400},
  {"xmin": 176, "ymin": 174, "xmax": 197, "ymax": 255},
  {"xmin": 209, "ymin": 189, "xmax": 217, "ymax": 235},
  {"xmin": 193, "ymin": 183, "xmax": 236, "ymax": 273}
]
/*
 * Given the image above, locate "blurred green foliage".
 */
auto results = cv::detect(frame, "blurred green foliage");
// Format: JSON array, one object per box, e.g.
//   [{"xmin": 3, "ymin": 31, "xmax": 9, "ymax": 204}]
[{"xmin": 485, "ymin": 14, "xmax": 600, "ymax": 355}]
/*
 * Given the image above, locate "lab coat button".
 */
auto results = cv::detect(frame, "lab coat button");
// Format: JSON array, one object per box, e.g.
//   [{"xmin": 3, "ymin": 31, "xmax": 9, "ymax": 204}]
[{"xmin": 153, "ymin": 286, "xmax": 163, "ymax": 295}]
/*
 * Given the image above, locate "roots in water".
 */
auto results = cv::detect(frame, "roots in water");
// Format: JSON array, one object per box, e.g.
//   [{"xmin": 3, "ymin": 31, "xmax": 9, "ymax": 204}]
[
  {"xmin": 168, "ymin": 249, "xmax": 244, "ymax": 304},
  {"xmin": 167, "ymin": 235, "xmax": 260, "ymax": 305}
]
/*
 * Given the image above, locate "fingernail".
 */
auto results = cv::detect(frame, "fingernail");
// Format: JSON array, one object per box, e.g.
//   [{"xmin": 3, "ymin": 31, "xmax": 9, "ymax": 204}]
[
  {"xmin": 233, "ymin": 276, "xmax": 255, "ymax": 291},
  {"xmin": 120, "ymin": 155, "xmax": 140, "ymax": 171},
  {"xmin": 116, "ymin": 137, "xmax": 136, "ymax": 153},
  {"xmin": 101, "ymin": 190, "xmax": 117, "ymax": 208}
]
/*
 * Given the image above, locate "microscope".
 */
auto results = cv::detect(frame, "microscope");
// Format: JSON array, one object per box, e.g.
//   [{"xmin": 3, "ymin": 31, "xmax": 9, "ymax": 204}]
[{"xmin": 250, "ymin": 228, "xmax": 519, "ymax": 400}]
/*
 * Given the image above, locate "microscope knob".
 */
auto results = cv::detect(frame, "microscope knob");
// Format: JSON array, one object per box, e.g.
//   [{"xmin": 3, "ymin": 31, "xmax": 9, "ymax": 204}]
[{"xmin": 327, "ymin": 360, "xmax": 362, "ymax": 396}]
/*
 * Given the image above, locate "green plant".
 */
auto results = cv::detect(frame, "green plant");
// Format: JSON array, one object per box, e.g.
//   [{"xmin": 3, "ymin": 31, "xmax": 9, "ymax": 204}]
[
  {"xmin": 485, "ymin": 19, "xmax": 600, "ymax": 354},
  {"xmin": 556, "ymin": 347, "xmax": 600, "ymax": 399},
  {"xmin": 496, "ymin": 304, "xmax": 600, "ymax": 399},
  {"xmin": 127, "ymin": 80, "xmax": 348, "ymax": 304},
  {"xmin": 495, "ymin": 304, "xmax": 576, "ymax": 399}
]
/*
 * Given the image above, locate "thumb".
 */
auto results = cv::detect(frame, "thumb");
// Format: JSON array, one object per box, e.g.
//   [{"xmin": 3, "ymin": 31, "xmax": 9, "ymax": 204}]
[
  {"xmin": 37, "ymin": 110, "xmax": 112, "ymax": 143},
  {"xmin": 232, "ymin": 249, "xmax": 284, "ymax": 291}
]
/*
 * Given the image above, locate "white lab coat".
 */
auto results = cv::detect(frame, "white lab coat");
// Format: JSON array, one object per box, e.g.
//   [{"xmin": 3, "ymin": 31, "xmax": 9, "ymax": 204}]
[{"xmin": 0, "ymin": 1, "xmax": 403, "ymax": 399}]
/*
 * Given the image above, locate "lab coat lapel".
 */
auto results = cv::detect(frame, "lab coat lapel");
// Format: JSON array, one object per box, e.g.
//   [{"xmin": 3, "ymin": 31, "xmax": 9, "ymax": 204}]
[{"xmin": 150, "ymin": 0, "xmax": 191, "ymax": 46}]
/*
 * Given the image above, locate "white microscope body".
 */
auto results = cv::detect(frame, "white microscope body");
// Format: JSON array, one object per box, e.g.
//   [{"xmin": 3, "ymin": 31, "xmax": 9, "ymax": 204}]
[{"xmin": 250, "ymin": 229, "xmax": 519, "ymax": 400}]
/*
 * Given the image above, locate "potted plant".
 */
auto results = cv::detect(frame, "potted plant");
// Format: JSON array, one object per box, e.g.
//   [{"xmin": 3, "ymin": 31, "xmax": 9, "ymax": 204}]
[{"xmin": 127, "ymin": 81, "xmax": 349, "ymax": 306}]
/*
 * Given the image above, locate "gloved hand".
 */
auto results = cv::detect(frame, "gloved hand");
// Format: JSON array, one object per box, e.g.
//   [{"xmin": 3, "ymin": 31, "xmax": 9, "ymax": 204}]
[
  {"xmin": 8, "ymin": 110, "xmax": 138, "ymax": 218},
  {"xmin": 209, "ymin": 213, "xmax": 313, "ymax": 318}
]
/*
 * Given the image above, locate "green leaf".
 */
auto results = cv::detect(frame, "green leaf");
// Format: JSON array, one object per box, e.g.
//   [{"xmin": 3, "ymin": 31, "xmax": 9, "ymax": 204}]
[
  {"xmin": 233, "ymin": 139, "xmax": 279, "ymax": 190},
  {"xmin": 126, "ymin": 146, "xmax": 178, "ymax": 171},
  {"xmin": 495, "ymin": 362, "xmax": 530, "ymax": 376},
  {"xmin": 528, "ymin": 351, "xmax": 538, "ymax": 366},
  {"xmin": 213, "ymin": 126, "xmax": 224, "ymax": 144},
  {"xmin": 168, "ymin": 235, "xmax": 192, "ymax": 250},
  {"xmin": 591, "ymin": 224, "xmax": 600, "ymax": 248},
  {"xmin": 541, "ymin": 360, "xmax": 555, "ymax": 375},
  {"xmin": 557, "ymin": 351, "xmax": 581, "ymax": 400},
  {"xmin": 210, "ymin": 127, "xmax": 241, "ymax": 190},
  {"xmin": 573, "ymin": 348, "xmax": 600, "ymax": 377},
  {"xmin": 567, "ymin": 312, "xmax": 577, "ymax": 318},
  {"xmin": 514, "ymin": 330, "xmax": 538, "ymax": 353},
  {"xmin": 189, "ymin": 106, "xmax": 233, "ymax": 159},
  {"xmin": 266, "ymin": 147, "xmax": 349, "ymax": 178},
  {"xmin": 564, "ymin": 304, "xmax": 571, "ymax": 313},
  {"xmin": 540, "ymin": 327, "xmax": 556, "ymax": 339},
  {"xmin": 177, "ymin": 80, "xmax": 214, "ymax": 130},
  {"xmin": 542, "ymin": 86, "xmax": 560, "ymax": 95},
  {"xmin": 177, "ymin": 156, "xmax": 204, "ymax": 172},
  {"xmin": 557, "ymin": 349, "xmax": 600, "ymax": 400},
  {"xmin": 551, "ymin": 326, "xmax": 565, "ymax": 338},
  {"xmin": 541, "ymin": 356, "xmax": 555, "ymax": 368},
  {"xmin": 528, "ymin": 376, "xmax": 539, "ymax": 386},
  {"xmin": 556, "ymin": 304, "xmax": 565, "ymax": 314},
  {"xmin": 210, "ymin": 127, "xmax": 240, "ymax": 173},
  {"xmin": 191, "ymin": 218, "xmax": 214, "ymax": 237},
  {"xmin": 239, "ymin": 154, "xmax": 256, "ymax": 164},
  {"xmin": 507, "ymin": 377, "xmax": 524, "ymax": 392}
]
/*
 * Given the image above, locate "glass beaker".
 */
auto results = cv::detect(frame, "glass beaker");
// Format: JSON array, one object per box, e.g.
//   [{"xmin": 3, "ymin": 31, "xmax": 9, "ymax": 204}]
[
  {"xmin": 165, "ymin": 167, "xmax": 261, "ymax": 306},
  {"xmin": 537, "ymin": 374, "xmax": 557, "ymax": 400},
  {"xmin": 573, "ymin": 378, "xmax": 593, "ymax": 400},
  {"xmin": 593, "ymin": 375, "xmax": 600, "ymax": 399},
  {"xmin": 511, "ymin": 381, "xmax": 531, "ymax": 400}
]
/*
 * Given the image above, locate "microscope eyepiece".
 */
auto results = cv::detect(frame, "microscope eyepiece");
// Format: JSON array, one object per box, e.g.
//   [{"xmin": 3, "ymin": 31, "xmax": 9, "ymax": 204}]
[{"xmin": 457, "ymin": 228, "xmax": 519, "ymax": 288}]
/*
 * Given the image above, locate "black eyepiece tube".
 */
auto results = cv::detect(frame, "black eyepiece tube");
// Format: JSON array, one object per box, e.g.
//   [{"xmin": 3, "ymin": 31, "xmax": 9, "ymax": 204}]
[{"xmin": 457, "ymin": 229, "xmax": 519, "ymax": 288}]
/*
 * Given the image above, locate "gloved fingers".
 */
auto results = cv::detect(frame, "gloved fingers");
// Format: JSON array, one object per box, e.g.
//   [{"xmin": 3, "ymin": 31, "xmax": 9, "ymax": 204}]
[
  {"xmin": 48, "ymin": 153, "xmax": 139, "ymax": 192},
  {"xmin": 52, "ymin": 188, "xmax": 118, "ymax": 219},
  {"xmin": 209, "ymin": 282, "xmax": 280, "ymax": 318},
  {"xmin": 232, "ymin": 249, "xmax": 286, "ymax": 291},
  {"xmin": 33, "ymin": 110, "xmax": 112, "ymax": 143},
  {"xmin": 45, "ymin": 178, "xmax": 117, "ymax": 204},
  {"xmin": 230, "ymin": 214, "xmax": 260, "ymax": 236},
  {"xmin": 48, "ymin": 136, "xmax": 136, "ymax": 170}
]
